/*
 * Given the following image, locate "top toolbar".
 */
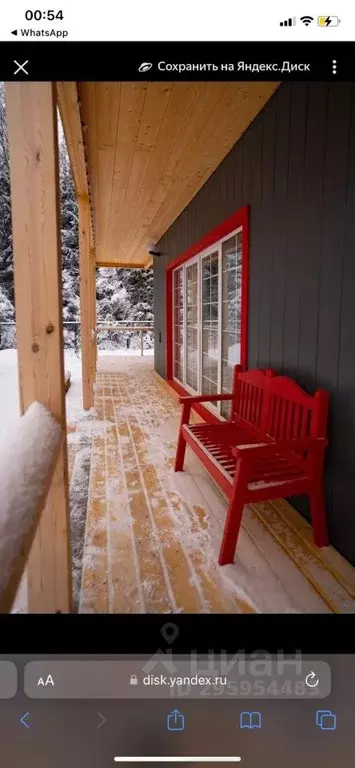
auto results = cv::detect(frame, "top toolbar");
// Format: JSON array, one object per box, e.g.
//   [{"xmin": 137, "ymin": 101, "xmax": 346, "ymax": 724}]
[{"xmin": 1, "ymin": 42, "xmax": 355, "ymax": 80}]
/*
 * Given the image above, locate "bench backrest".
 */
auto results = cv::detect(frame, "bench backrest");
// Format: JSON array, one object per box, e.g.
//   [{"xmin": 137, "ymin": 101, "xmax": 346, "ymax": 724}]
[
  {"xmin": 260, "ymin": 376, "xmax": 329, "ymax": 440},
  {"xmin": 231, "ymin": 365, "xmax": 276, "ymax": 428}
]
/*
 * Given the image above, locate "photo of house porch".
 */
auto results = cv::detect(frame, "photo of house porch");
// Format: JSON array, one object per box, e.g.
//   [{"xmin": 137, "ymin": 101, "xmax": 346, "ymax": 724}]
[{"xmin": 1, "ymin": 80, "xmax": 355, "ymax": 614}]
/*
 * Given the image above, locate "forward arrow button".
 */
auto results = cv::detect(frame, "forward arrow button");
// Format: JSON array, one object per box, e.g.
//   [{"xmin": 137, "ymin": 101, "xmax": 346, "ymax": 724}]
[{"xmin": 97, "ymin": 712, "xmax": 107, "ymax": 729}]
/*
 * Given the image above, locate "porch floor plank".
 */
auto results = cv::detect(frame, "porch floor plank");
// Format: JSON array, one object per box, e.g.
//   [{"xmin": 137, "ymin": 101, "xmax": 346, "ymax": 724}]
[
  {"xmin": 77, "ymin": 355, "xmax": 355, "ymax": 614},
  {"xmin": 79, "ymin": 390, "xmax": 109, "ymax": 613}
]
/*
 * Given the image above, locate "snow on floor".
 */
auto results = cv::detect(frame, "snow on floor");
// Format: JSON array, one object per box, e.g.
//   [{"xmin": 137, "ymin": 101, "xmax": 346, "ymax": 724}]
[
  {"xmin": 78, "ymin": 356, "xmax": 340, "ymax": 614},
  {"xmin": 1, "ymin": 349, "xmax": 354, "ymax": 614},
  {"xmin": 66, "ymin": 350, "xmax": 153, "ymax": 424},
  {"xmin": 0, "ymin": 348, "xmax": 155, "ymax": 612}
]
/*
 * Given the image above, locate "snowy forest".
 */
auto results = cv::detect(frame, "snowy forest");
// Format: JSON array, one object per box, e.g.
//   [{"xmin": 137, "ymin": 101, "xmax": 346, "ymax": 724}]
[{"xmin": 0, "ymin": 83, "xmax": 154, "ymax": 352}]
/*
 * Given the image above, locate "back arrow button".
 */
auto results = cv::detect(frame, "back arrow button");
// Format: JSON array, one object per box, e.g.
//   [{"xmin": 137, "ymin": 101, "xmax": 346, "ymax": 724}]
[{"xmin": 20, "ymin": 712, "xmax": 31, "ymax": 728}]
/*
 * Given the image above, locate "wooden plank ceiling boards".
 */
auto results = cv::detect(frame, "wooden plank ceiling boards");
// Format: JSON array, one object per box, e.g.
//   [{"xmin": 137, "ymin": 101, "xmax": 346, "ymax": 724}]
[{"xmin": 59, "ymin": 81, "xmax": 279, "ymax": 268}]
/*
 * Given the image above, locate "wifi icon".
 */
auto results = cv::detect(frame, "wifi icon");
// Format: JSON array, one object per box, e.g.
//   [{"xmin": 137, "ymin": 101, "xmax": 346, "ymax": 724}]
[{"xmin": 301, "ymin": 15, "xmax": 314, "ymax": 25}]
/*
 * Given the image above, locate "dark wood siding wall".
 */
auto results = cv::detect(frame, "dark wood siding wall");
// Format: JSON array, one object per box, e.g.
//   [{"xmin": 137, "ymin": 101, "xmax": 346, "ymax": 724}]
[{"xmin": 153, "ymin": 82, "xmax": 355, "ymax": 565}]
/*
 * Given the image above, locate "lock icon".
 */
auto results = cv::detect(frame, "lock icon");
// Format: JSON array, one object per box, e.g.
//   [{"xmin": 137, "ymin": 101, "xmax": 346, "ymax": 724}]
[{"xmin": 130, "ymin": 674, "xmax": 138, "ymax": 685}]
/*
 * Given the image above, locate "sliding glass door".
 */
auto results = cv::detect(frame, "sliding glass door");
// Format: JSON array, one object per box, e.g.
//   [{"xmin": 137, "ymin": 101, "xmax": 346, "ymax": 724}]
[
  {"xmin": 221, "ymin": 231, "xmax": 242, "ymax": 417},
  {"xmin": 185, "ymin": 261, "xmax": 199, "ymax": 391},
  {"xmin": 172, "ymin": 225, "xmax": 245, "ymax": 416},
  {"xmin": 201, "ymin": 250, "xmax": 219, "ymax": 405},
  {"xmin": 173, "ymin": 267, "xmax": 183, "ymax": 383}
]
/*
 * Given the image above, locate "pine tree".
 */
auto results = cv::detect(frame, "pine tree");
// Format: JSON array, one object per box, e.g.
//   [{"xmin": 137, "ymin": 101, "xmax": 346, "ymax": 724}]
[
  {"xmin": 58, "ymin": 121, "xmax": 80, "ymax": 349},
  {"xmin": 0, "ymin": 284, "xmax": 15, "ymax": 348},
  {"xmin": 96, "ymin": 268, "xmax": 130, "ymax": 349},
  {"xmin": 0, "ymin": 83, "xmax": 14, "ymax": 308},
  {"xmin": 123, "ymin": 268, "xmax": 154, "ymax": 349}
]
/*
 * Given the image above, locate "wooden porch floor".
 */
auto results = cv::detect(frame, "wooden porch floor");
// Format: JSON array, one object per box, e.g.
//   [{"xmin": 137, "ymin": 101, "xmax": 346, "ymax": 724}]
[{"xmin": 67, "ymin": 355, "xmax": 355, "ymax": 614}]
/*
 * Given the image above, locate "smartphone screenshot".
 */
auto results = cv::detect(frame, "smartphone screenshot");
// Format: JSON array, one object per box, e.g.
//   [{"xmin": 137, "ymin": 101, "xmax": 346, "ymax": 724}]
[
  {"xmin": 0, "ymin": 1, "xmax": 354, "ymax": 764},
  {"xmin": 0, "ymin": 627, "xmax": 353, "ymax": 768}
]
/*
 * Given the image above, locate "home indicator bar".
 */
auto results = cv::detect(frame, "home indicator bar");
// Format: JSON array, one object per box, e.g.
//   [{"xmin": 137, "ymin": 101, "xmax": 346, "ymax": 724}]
[{"xmin": 113, "ymin": 759, "xmax": 242, "ymax": 763}]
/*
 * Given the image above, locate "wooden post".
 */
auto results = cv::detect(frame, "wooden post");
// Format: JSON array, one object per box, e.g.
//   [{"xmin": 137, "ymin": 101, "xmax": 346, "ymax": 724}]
[
  {"xmin": 5, "ymin": 82, "xmax": 72, "ymax": 612},
  {"xmin": 91, "ymin": 250, "xmax": 97, "ymax": 378},
  {"xmin": 140, "ymin": 329, "xmax": 144, "ymax": 356},
  {"xmin": 78, "ymin": 197, "xmax": 94, "ymax": 409}
]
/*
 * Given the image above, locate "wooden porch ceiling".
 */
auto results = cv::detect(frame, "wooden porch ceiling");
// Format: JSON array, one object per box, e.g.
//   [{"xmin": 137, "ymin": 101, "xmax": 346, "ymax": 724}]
[{"xmin": 58, "ymin": 81, "xmax": 279, "ymax": 269}]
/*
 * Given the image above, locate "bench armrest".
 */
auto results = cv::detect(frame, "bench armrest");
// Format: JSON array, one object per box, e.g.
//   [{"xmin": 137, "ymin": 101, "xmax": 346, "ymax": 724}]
[
  {"xmin": 232, "ymin": 436, "xmax": 328, "ymax": 460},
  {"xmin": 178, "ymin": 393, "xmax": 234, "ymax": 405}
]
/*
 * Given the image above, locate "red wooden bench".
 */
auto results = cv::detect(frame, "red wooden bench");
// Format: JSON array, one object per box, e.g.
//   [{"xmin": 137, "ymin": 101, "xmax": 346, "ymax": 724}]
[{"xmin": 174, "ymin": 366, "xmax": 329, "ymax": 565}]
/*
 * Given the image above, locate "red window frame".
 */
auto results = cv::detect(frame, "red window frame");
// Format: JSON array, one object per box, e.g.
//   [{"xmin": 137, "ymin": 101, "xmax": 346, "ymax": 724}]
[{"xmin": 165, "ymin": 205, "xmax": 249, "ymax": 421}]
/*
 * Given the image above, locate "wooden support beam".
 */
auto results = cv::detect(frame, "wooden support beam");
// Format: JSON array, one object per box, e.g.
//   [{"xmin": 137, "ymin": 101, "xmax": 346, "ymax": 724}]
[
  {"xmin": 56, "ymin": 82, "xmax": 89, "ymax": 199},
  {"xmin": 5, "ymin": 82, "xmax": 72, "ymax": 613},
  {"xmin": 95, "ymin": 261, "xmax": 149, "ymax": 269},
  {"xmin": 91, "ymin": 253, "xmax": 97, "ymax": 378},
  {"xmin": 78, "ymin": 197, "xmax": 94, "ymax": 409}
]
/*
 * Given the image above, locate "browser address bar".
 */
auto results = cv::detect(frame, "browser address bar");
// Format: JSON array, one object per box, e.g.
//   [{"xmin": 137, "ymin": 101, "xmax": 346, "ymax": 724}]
[{"xmin": 21, "ymin": 658, "xmax": 331, "ymax": 700}]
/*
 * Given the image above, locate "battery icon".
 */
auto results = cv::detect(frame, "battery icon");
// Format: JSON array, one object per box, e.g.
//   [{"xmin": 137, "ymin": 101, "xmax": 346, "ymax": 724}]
[{"xmin": 318, "ymin": 16, "xmax": 340, "ymax": 26}]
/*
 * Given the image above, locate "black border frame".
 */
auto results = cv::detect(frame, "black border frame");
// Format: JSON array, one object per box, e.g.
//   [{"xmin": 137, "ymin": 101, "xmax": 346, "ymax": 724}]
[{"xmin": 0, "ymin": 616, "xmax": 352, "ymax": 653}]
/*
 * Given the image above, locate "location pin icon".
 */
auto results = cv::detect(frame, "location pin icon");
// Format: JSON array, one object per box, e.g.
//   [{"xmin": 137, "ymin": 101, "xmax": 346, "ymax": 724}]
[{"xmin": 161, "ymin": 622, "xmax": 179, "ymax": 644}]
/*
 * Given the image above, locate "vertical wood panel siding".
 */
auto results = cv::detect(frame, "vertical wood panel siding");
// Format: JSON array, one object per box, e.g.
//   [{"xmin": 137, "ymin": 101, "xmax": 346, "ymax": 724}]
[{"xmin": 154, "ymin": 82, "xmax": 355, "ymax": 564}]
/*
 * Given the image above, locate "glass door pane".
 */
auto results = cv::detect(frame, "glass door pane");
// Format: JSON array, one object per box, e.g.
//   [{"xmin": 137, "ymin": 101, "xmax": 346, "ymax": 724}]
[
  {"xmin": 173, "ymin": 267, "xmax": 184, "ymax": 383},
  {"xmin": 221, "ymin": 231, "xmax": 242, "ymax": 417},
  {"xmin": 185, "ymin": 262, "xmax": 198, "ymax": 391},
  {"xmin": 201, "ymin": 251, "xmax": 219, "ymax": 405}
]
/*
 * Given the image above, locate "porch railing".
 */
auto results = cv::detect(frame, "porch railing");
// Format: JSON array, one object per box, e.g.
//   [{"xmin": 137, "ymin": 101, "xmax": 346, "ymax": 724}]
[
  {"xmin": 0, "ymin": 321, "xmax": 154, "ymax": 354},
  {"xmin": 96, "ymin": 323, "xmax": 154, "ymax": 356}
]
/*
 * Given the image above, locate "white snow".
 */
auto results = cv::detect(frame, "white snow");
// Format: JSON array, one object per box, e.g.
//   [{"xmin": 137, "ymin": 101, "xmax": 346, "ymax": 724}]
[
  {"xmin": 248, "ymin": 480, "xmax": 287, "ymax": 490},
  {"xmin": 0, "ymin": 348, "xmax": 89, "ymax": 434},
  {"xmin": 0, "ymin": 349, "xmax": 20, "ymax": 439},
  {"xmin": 0, "ymin": 401, "xmax": 61, "ymax": 608},
  {"xmin": 0, "ymin": 348, "xmax": 342, "ymax": 615},
  {"xmin": 63, "ymin": 350, "xmax": 153, "ymax": 425},
  {"xmin": 0, "ymin": 348, "xmax": 87, "ymax": 612}
]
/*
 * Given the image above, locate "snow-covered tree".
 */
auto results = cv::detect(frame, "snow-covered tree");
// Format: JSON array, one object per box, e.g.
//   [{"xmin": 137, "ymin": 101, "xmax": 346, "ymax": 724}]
[
  {"xmin": 0, "ymin": 83, "xmax": 14, "ymax": 313},
  {"xmin": 0, "ymin": 284, "xmax": 15, "ymax": 348},
  {"xmin": 124, "ymin": 268, "xmax": 154, "ymax": 349},
  {"xmin": 0, "ymin": 89, "xmax": 154, "ymax": 353},
  {"xmin": 58, "ymin": 121, "xmax": 80, "ymax": 349}
]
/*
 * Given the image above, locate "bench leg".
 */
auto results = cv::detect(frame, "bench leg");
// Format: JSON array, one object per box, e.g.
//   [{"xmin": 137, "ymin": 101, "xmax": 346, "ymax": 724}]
[
  {"xmin": 174, "ymin": 403, "xmax": 191, "ymax": 472},
  {"xmin": 218, "ymin": 459, "xmax": 249, "ymax": 565},
  {"xmin": 309, "ymin": 482, "xmax": 329, "ymax": 548},
  {"xmin": 174, "ymin": 429, "xmax": 187, "ymax": 472}
]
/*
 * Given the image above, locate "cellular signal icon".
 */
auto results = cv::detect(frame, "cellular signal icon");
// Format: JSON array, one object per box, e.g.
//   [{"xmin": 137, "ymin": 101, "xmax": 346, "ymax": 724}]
[{"xmin": 280, "ymin": 17, "xmax": 296, "ymax": 26}]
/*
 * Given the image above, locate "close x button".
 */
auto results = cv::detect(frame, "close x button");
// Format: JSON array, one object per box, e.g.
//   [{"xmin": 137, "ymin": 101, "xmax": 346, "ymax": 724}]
[{"xmin": 13, "ymin": 60, "xmax": 29, "ymax": 75}]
